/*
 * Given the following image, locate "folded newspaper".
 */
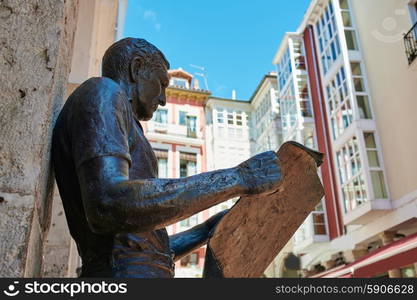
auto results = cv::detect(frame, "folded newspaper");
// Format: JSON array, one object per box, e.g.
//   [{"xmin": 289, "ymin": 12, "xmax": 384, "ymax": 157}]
[{"xmin": 203, "ymin": 141, "xmax": 325, "ymax": 278}]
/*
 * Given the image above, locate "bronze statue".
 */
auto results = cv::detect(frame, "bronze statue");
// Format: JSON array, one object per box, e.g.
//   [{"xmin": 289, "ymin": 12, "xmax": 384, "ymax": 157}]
[{"xmin": 52, "ymin": 38, "xmax": 322, "ymax": 278}]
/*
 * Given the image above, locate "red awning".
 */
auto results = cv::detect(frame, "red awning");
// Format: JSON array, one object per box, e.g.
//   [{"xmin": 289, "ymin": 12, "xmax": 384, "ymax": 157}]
[{"xmin": 313, "ymin": 232, "xmax": 417, "ymax": 278}]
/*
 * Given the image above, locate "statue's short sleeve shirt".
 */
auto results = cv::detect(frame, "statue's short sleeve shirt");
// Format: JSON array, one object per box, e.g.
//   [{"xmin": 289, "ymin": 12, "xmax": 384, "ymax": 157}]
[{"xmin": 52, "ymin": 77, "xmax": 174, "ymax": 278}]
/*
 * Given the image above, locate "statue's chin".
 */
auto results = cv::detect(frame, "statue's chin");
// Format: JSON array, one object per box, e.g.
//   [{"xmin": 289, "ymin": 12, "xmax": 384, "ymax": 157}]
[
  {"xmin": 132, "ymin": 108, "xmax": 152, "ymax": 121},
  {"xmin": 138, "ymin": 112, "xmax": 152, "ymax": 121}
]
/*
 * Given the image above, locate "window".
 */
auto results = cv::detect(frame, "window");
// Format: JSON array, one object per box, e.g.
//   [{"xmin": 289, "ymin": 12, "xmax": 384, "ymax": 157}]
[
  {"xmin": 180, "ymin": 214, "xmax": 199, "ymax": 228},
  {"xmin": 216, "ymin": 109, "xmax": 225, "ymax": 124},
  {"xmin": 345, "ymin": 30, "xmax": 358, "ymax": 50},
  {"xmin": 350, "ymin": 62, "xmax": 364, "ymax": 91},
  {"xmin": 171, "ymin": 77, "xmax": 189, "ymax": 89},
  {"xmin": 189, "ymin": 252, "xmax": 198, "ymax": 265},
  {"xmin": 364, "ymin": 132, "xmax": 379, "ymax": 167},
  {"xmin": 316, "ymin": 1, "xmax": 341, "ymax": 74},
  {"xmin": 364, "ymin": 132, "xmax": 387, "ymax": 199},
  {"xmin": 157, "ymin": 158, "xmax": 168, "ymax": 178},
  {"xmin": 179, "ymin": 152, "xmax": 197, "ymax": 177},
  {"xmin": 293, "ymin": 39, "xmax": 306, "ymax": 70},
  {"xmin": 350, "ymin": 62, "xmax": 372, "ymax": 119},
  {"xmin": 350, "ymin": 62, "xmax": 361, "ymax": 76},
  {"xmin": 353, "ymin": 77, "xmax": 364, "ymax": 92},
  {"xmin": 313, "ymin": 212, "xmax": 327, "ymax": 235},
  {"xmin": 236, "ymin": 111, "xmax": 243, "ymax": 126},
  {"xmin": 180, "ymin": 252, "xmax": 199, "ymax": 267},
  {"xmin": 401, "ymin": 265, "xmax": 416, "ymax": 278},
  {"xmin": 339, "ymin": 0, "xmax": 349, "ymax": 9},
  {"xmin": 246, "ymin": 113, "xmax": 251, "ymax": 127},
  {"xmin": 277, "ymin": 47, "xmax": 293, "ymax": 90},
  {"xmin": 336, "ymin": 136, "xmax": 368, "ymax": 213},
  {"xmin": 371, "ymin": 171, "xmax": 387, "ymax": 199},
  {"xmin": 356, "ymin": 96, "xmax": 372, "ymax": 119},
  {"xmin": 326, "ymin": 67, "xmax": 353, "ymax": 139},
  {"xmin": 341, "ymin": 11, "xmax": 352, "ymax": 27},
  {"xmin": 215, "ymin": 108, "xmax": 249, "ymax": 141},
  {"xmin": 279, "ymin": 79, "xmax": 298, "ymax": 136},
  {"xmin": 186, "ymin": 115, "xmax": 197, "ymax": 138},
  {"xmin": 179, "ymin": 111, "xmax": 187, "ymax": 125},
  {"xmin": 297, "ymin": 74, "xmax": 312, "ymax": 118},
  {"xmin": 339, "ymin": 0, "xmax": 359, "ymax": 51},
  {"xmin": 153, "ymin": 109, "xmax": 167, "ymax": 123},
  {"xmin": 154, "ymin": 149, "xmax": 168, "ymax": 178},
  {"xmin": 227, "ymin": 110, "xmax": 234, "ymax": 125}
]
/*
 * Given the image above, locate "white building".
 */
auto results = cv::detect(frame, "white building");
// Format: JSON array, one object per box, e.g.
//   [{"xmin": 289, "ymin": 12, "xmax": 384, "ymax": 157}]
[
  {"xmin": 249, "ymin": 72, "xmax": 283, "ymax": 155},
  {"xmin": 205, "ymin": 96, "xmax": 252, "ymax": 215}
]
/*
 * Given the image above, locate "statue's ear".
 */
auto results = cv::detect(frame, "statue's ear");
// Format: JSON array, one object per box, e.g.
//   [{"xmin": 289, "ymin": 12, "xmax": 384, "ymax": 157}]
[{"xmin": 129, "ymin": 57, "xmax": 142, "ymax": 83}]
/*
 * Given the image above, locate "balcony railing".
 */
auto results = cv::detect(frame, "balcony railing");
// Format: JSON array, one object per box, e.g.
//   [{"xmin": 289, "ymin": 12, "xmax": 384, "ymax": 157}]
[
  {"xmin": 404, "ymin": 22, "xmax": 417, "ymax": 65},
  {"xmin": 147, "ymin": 121, "xmax": 201, "ymax": 139}
]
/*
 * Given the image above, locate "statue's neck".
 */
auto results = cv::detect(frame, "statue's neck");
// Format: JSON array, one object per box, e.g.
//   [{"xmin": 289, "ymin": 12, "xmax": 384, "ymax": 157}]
[{"xmin": 116, "ymin": 79, "xmax": 135, "ymax": 102}]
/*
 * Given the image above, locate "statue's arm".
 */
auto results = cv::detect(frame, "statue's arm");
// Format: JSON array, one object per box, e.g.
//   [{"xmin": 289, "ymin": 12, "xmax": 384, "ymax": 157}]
[
  {"xmin": 77, "ymin": 151, "xmax": 280, "ymax": 235},
  {"xmin": 169, "ymin": 210, "xmax": 228, "ymax": 261}
]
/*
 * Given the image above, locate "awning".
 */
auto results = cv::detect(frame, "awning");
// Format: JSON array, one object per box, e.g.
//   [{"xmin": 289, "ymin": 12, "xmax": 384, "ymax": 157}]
[{"xmin": 312, "ymin": 232, "xmax": 417, "ymax": 278}]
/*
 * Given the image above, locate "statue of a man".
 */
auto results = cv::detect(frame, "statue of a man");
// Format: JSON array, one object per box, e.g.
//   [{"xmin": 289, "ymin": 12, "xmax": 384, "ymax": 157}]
[{"xmin": 52, "ymin": 38, "xmax": 281, "ymax": 278}]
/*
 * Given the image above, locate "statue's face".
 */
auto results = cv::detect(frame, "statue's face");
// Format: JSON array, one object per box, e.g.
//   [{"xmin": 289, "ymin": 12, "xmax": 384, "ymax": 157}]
[{"xmin": 132, "ymin": 64, "xmax": 169, "ymax": 121}]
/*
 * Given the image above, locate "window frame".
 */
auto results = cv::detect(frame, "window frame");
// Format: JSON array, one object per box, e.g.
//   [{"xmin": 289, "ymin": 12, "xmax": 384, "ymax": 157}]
[
  {"xmin": 315, "ymin": 1, "xmax": 342, "ymax": 75},
  {"xmin": 336, "ymin": 135, "xmax": 368, "ymax": 213},
  {"xmin": 363, "ymin": 132, "xmax": 388, "ymax": 199},
  {"xmin": 153, "ymin": 108, "xmax": 168, "ymax": 124}
]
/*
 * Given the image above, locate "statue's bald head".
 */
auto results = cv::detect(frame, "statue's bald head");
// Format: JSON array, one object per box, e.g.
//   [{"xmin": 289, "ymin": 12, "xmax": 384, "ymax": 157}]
[{"xmin": 102, "ymin": 38, "xmax": 170, "ymax": 82}]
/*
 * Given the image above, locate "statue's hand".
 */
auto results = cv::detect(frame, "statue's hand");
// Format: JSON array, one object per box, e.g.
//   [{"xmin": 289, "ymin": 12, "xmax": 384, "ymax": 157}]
[
  {"xmin": 237, "ymin": 151, "xmax": 281, "ymax": 195},
  {"xmin": 205, "ymin": 209, "xmax": 229, "ymax": 238}
]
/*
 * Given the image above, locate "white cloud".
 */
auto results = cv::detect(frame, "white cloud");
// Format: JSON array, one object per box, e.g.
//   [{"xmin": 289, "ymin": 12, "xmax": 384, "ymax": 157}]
[
  {"xmin": 143, "ymin": 10, "xmax": 156, "ymax": 21},
  {"xmin": 143, "ymin": 9, "xmax": 161, "ymax": 31}
]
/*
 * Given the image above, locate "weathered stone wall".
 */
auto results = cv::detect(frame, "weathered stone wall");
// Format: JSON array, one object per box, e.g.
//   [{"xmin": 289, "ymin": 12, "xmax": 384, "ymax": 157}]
[
  {"xmin": 43, "ymin": 189, "xmax": 79, "ymax": 278},
  {"xmin": 0, "ymin": 0, "xmax": 79, "ymax": 277},
  {"xmin": 41, "ymin": 0, "xmax": 120, "ymax": 278}
]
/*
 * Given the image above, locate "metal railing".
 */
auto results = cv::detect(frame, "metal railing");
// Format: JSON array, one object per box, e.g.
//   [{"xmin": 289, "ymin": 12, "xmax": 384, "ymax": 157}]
[{"xmin": 404, "ymin": 22, "xmax": 417, "ymax": 65}]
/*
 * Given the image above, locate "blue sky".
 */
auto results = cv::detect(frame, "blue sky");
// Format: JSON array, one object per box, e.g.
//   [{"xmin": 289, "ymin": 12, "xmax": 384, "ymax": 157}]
[{"xmin": 124, "ymin": 0, "xmax": 311, "ymax": 100}]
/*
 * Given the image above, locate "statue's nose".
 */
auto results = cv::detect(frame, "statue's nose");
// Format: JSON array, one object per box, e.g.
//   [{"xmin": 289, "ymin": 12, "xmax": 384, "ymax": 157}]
[{"xmin": 158, "ymin": 94, "xmax": 166, "ymax": 106}]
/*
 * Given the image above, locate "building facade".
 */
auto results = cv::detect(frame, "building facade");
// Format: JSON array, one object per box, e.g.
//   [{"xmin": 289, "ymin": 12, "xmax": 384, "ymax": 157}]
[
  {"xmin": 205, "ymin": 95, "xmax": 252, "ymax": 220},
  {"xmin": 273, "ymin": 32, "xmax": 330, "ymax": 277},
  {"xmin": 249, "ymin": 73, "xmax": 283, "ymax": 155},
  {"xmin": 273, "ymin": 0, "xmax": 417, "ymax": 278}
]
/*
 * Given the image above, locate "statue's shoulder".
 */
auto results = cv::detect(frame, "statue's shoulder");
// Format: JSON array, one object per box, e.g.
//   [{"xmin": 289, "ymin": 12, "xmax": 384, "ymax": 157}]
[
  {"xmin": 71, "ymin": 77, "xmax": 127, "ymax": 107},
  {"xmin": 80, "ymin": 77, "xmax": 123, "ymax": 96}
]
